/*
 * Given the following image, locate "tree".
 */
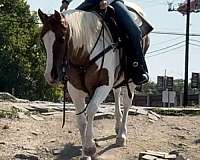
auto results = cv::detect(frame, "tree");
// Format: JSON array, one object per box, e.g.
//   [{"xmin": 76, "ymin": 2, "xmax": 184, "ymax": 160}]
[
  {"xmin": 140, "ymin": 81, "xmax": 160, "ymax": 95},
  {"xmin": 173, "ymin": 79, "xmax": 184, "ymax": 95},
  {"xmin": 0, "ymin": 0, "xmax": 62, "ymax": 101}
]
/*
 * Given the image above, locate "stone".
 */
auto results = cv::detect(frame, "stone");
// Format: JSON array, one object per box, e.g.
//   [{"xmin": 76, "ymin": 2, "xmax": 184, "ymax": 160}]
[
  {"xmin": 148, "ymin": 113, "xmax": 159, "ymax": 121},
  {"xmin": 13, "ymin": 105, "xmax": 29, "ymax": 112},
  {"xmin": 176, "ymin": 155, "xmax": 186, "ymax": 160},
  {"xmin": 149, "ymin": 111, "xmax": 161, "ymax": 119},
  {"xmin": 0, "ymin": 92, "xmax": 17, "ymax": 101},
  {"xmin": 29, "ymin": 104, "xmax": 49, "ymax": 113},
  {"xmin": 2, "ymin": 125, "xmax": 9, "ymax": 129},
  {"xmin": 44, "ymin": 147, "xmax": 50, "ymax": 152},
  {"xmin": 68, "ymin": 130, "xmax": 72, "ymax": 133},
  {"xmin": 18, "ymin": 112, "xmax": 28, "ymax": 119},
  {"xmin": 141, "ymin": 155, "xmax": 164, "ymax": 160},
  {"xmin": 26, "ymin": 150, "xmax": 38, "ymax": 155},
  {"xmin": 52, "ymin": 148, "xmax": 61, "ymax": 155},
  {"xmin": 139, "ymin": 150, "xmax": 177, "ymax": 160},
  {"xmin": 14, "ymin": 153, "xmax": 39, "ymax": 160},
  {"xmin": 94, "ymin": 113, "xmax": 114, "ymax": 120},
  {"xmin": 136, "ymin": 108, "xmax": 148, "ymax": 115},
  {"xmin": 30, "ymin": 115, "xmax": 44, "ymax": 121},
  {"xmin": 128, "ymin": 108, "xmax": 138, "ymax": 115},
  {"xmin": 149, "ymin": 119, "xmax": 156, "ymax": 123},
  {"xmin": 31, "ymin": 131, "xmax": 39, "ymax": 136},
  {"xmin": 22, "ymin": 146, "xmax": 36, "ymax": 151},
  {"xmin": 0, "ymin": 141, "xmax": 6, "ymax": 145}
]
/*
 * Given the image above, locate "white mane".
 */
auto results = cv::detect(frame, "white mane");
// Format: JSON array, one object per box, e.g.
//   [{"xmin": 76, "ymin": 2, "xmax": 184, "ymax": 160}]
[{"xmin": 63, "ymin": 10, "xmax": 105, "ymax": 55}]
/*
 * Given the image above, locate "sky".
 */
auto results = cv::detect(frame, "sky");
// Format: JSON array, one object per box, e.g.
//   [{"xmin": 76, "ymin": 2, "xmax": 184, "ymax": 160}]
[{"xmin": 27, "ymin": 0, "xmax": 200, "ymax": 82}]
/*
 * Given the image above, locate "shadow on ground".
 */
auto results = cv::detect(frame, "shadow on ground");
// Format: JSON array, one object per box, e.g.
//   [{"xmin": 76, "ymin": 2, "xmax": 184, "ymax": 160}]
[
  {"xmin": 194, "ymin": 139, "xmax": 200, "ymax": 144},
  {"xmin": 56, "ymin": 135, "xmax": 118, "ymax": 160},
  {"xmin": 56, "ymin": 143, "xmax": 82, "ymax": 160}
]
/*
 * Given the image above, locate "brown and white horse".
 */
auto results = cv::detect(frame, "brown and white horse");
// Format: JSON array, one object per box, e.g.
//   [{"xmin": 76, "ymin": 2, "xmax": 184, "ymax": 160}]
[{"xmin": 38, "ymin": 9, "xmax": 149, "ymax": 159}]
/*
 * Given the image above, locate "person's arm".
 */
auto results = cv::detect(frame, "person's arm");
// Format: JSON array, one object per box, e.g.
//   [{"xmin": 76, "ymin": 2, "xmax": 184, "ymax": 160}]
[
  {"xmin": 62, "ymin": 0, "xmax": 73, "ymax": 5},
  {"xmin": 60, "ymin": 0, "xmax": 73, "ymax": 12}
]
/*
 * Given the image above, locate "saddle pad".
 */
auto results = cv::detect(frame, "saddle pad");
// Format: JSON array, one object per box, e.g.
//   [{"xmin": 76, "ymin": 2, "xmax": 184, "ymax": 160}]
[{"xmin": 125, "ymin": 1, "xmax": 153, "ymax": 36}]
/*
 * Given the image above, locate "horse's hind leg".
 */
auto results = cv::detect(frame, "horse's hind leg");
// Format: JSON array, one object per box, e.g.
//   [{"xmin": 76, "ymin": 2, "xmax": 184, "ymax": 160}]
[
  {"xmin": 83, "ymin": 85, "xmax": 112, "ymax": 157},
  {"xmin": 116, "ymin": 83, "xmax": 136, "ymax": 147},
  {"xmin": 67, "ymin": 82, "xmax": 88, "ymax": 158},
  {"xmin": 113, "ymin": 87, "xmax": 123, "ymax": 134}
]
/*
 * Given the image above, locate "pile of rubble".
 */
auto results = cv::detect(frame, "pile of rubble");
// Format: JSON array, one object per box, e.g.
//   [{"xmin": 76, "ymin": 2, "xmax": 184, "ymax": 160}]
[
  {"xmin": 0, "ymin": 92, "xmax": 161, "ymax": 122},
  {"xmin": 139, "ymin": 150, "xmax": 187, "ymax": 160}
]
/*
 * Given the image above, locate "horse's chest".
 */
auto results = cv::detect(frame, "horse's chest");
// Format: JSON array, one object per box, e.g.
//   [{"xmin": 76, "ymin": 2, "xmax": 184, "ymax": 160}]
[{"xmin": 68, "ymin": 63, "xmax": 109, "ymax": 94}]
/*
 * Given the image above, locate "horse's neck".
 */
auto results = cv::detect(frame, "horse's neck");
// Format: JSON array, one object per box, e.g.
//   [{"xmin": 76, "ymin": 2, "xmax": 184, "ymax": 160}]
[{"xmin": 65, "ymin": 10, "xmax": 112, "ymax": 60}]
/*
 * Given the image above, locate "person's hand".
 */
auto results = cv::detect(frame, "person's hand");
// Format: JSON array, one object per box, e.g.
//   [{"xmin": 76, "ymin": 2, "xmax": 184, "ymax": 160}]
[
  {"xmin": 60, "ymin": 2, "xmax": 69, "ymax": 12},
  {"xmin": 99, "ymin": 0, "xmax": 108, "ymax": 10}
]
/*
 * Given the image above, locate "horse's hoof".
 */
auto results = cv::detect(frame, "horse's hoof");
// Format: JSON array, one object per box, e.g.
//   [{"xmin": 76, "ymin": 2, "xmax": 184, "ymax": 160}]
[
  {"xmin": 84, "ymin": 146, "xmax": 96, "ymax": 156},
  {"xmin": 80, "ymin": 156, "xmax": 92, "ymax": 160},
  {"xmin": 116, "ymin": 137, "xmax": 126, "ymax": 147}
]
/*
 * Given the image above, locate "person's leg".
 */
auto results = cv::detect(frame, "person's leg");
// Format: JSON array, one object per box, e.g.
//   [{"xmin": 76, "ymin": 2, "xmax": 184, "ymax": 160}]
[
  {"xmin": 111, "ymin": 0, "xmax": 149, "ymax": 85},
  {"xmin": 76, "ymin": 0, "xmax": 101, "ymax": 11}
]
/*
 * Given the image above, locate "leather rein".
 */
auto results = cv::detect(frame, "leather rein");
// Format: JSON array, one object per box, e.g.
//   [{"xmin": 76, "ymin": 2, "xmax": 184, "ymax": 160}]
[{"xmin": 61, "ymin": 19, "xmax": 118, "ymax": 128}]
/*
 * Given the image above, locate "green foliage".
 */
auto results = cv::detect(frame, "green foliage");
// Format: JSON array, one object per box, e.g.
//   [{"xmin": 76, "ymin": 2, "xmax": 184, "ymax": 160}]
[
  {"xmin": 141, "ymin": 81, "xmax": 160, "ymax": 95},
  {"xmin": 173, "ymin": 79, "xmax": 184, "ymax": 95},
  {"xmin": 152, "ymin": 108, "xmax": 200, "ymax": 116},
  {"xmin": 0, "ymin": 108, "xmax": 18, "ymax": 119},
  {"xmin": 0, "ymin": 0, "xmax": 62, "ymax": 101}
]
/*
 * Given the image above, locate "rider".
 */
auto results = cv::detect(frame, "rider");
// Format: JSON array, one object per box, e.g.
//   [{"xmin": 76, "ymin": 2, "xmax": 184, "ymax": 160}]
[{"xmin": 60, "ymin": 0, "xmax": 149, "ymax": 85}]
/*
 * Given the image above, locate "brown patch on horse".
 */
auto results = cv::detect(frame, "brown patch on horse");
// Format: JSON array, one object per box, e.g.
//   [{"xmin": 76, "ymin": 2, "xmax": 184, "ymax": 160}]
[{"xmin": 67, "ymin": 38, "xmax": 109, "ymax": 95}]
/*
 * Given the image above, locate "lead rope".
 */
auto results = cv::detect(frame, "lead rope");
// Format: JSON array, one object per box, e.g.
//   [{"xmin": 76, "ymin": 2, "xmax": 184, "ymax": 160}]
[{"xmin": 62, "ymin": 80, "xmax": 67, "ymax": 128}]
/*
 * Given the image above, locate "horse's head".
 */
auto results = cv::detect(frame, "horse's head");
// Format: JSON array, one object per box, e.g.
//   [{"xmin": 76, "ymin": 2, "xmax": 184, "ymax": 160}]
[{"xmin": 38, "ymin": 9, "xmax": 69, "ymax": 85}]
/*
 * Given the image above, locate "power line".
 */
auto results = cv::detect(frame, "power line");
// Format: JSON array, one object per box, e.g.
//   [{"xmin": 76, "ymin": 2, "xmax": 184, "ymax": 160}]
[
  {"xmin": 152, "ymin": 31, "xmax": 200, "ymax": 36},
  {"xmin": 147, "ymin": 40, "xmax": 185, "ymax": 54},
  {"xmin": 189, "ymin": 43, "xmax": 200, "ymax": 47},
  {"xmin": 146, "ymin": 44, "xmax": 185, "ymax": 58},
  {"xmin": 151, "ymin": 36, "xmax": 184, "ymax": 46},
  {"xmin": 190, "ymin": 39, "xmax": 200, "ymax": 43}
]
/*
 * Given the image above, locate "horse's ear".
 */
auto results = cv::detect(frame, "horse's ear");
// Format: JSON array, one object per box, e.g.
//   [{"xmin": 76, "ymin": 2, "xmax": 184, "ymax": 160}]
[
  {"xmin": 54, "ymin": 10, "xmax": 62, "ymax": 22},
  {"xmin": 38, "ymin": 9, "xmax": 48, "ymax": 24}
]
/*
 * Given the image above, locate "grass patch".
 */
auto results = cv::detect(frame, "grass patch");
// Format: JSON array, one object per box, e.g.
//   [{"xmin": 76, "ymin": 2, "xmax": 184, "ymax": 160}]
[
  {"xmin": 152, "ymin": 108, "xmax": 200, "ymax": 116},
  {"xmin": 0, "ymin": 108, "xmax": 18, "ymax": 118}
]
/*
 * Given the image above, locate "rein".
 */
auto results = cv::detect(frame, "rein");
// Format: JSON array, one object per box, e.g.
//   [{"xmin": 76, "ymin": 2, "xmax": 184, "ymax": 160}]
[{"xmin": 61, "ymin": 18, "xmax": 118, "ymax": 127}]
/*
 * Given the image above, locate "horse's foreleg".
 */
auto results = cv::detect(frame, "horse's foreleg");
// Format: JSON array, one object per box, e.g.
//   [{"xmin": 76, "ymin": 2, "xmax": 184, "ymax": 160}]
[
  {"xmin": 113, "ymin": 87, "xmax": 123, "ymax": 134},
  {"xmin": 84, "ymin": 85, "xmax": 112, "ymax": 157},
  {"xmin": 116, "ymin": 84, "xmax": 136, "ymax": 147},
  {"xmin": 67, "ymin": 82, "xmax": 87, "ymax": 158}
]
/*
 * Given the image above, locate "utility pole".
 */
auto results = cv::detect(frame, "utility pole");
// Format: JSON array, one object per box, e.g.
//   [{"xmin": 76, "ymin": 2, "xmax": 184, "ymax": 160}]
[
  {"xmin": 183, "ymin": 0, "xmax": 191, "ymax": 107},
  {"xmin": 168, "ymin": 0, "xmax": 195, "ymax": 107}
]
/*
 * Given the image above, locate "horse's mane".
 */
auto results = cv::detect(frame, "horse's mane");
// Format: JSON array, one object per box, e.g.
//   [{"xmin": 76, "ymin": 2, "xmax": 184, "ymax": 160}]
[{"xmin": 63, "ymin": 10, "xmax": 105, "ymax": 56}]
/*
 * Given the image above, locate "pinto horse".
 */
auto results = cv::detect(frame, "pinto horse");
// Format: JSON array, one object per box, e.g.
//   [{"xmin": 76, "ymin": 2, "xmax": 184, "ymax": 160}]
[{"xmin": 38, "ymin": 8, "xmax": 150, "ymax": 159}]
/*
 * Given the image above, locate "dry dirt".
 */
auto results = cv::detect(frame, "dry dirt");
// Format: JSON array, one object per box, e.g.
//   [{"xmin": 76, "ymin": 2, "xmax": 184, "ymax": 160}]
[{"xmin": 0, "ymin": 105, "xmax": 200, "ymax": 160}]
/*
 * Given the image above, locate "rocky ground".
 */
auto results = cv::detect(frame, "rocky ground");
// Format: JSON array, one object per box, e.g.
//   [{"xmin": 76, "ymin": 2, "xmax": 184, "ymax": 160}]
[{"xmin": 0, "ymin": 93, "xmax": 200, "ymax": 160}]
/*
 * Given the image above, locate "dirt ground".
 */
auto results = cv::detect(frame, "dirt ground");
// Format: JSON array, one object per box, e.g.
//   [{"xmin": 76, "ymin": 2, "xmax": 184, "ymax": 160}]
[{"xmin": 0, "ymin": 106, "xmax": 200, "ymax": 160}]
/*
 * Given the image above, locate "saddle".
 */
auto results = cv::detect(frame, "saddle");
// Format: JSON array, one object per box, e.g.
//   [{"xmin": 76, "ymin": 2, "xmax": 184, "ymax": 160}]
[{"xmin": 97, "ymin": 4, "xmax": 153, "ymax": 43}]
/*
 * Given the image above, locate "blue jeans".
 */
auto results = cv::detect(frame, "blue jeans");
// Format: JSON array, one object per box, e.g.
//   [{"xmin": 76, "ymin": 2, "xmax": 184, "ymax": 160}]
[{"xmin": 77, "ymin": 0, "xmax": 148, "ymax": 72}]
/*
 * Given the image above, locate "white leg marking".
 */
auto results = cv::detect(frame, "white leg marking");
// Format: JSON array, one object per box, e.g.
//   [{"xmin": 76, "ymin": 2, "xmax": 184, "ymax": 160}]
[
  {"xmin": 84, "ymin": 85, "xmax": 113, "ymax": 157},
  {"xmin": 116, "ymin": 84, "xmax": 136, "ymax": 146},
  {"xmin": 113, "ymin": 88, "xmax": 122, "ymax": 134},
  {"xmin": 42, "ymin": 31, "xmax": 55, "ymax": 83},
  {"xmin": 67, "ymin": 82, "xmax": 87, "ymax": 158}
]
